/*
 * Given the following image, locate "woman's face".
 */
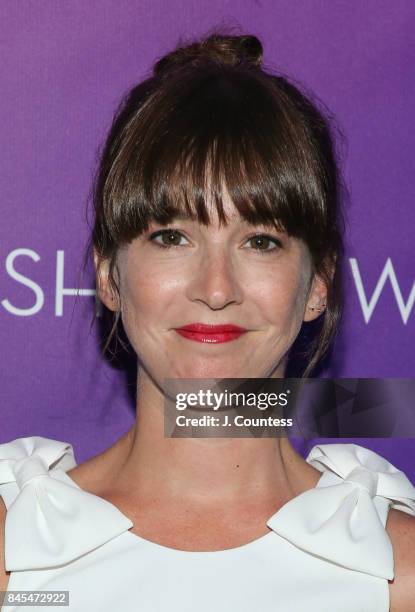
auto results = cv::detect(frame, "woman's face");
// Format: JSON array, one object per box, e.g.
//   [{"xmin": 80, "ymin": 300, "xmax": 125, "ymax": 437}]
[{"xmin": 96, "ymin": 195, "xmax": 327, "ymax": 382}]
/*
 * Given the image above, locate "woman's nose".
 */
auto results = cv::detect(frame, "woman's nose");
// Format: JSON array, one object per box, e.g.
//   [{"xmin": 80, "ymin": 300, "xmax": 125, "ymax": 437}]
[{"xmin": 186, "ymin": 250, "xmax": 243, "ymax": 311}]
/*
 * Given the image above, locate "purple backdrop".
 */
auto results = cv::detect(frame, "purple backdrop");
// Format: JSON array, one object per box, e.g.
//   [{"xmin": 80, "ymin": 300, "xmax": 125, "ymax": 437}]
[{"xmin": 1, "ymin": 2, "xmax": 414, "ymax": 477}]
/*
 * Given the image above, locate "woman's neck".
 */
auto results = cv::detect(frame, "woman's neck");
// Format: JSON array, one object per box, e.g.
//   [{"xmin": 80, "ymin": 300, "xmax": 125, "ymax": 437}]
[{"xmin": 107, "ymin": 370, "xmax": 319, "ymax": 506}]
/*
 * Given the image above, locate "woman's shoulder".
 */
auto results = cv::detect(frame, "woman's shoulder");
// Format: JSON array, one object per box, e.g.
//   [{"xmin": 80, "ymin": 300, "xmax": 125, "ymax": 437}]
[
  {"xmin": 0, "ymin": 435, "xmax": 77, "ymax": 507},
  {"xmin": 0, "ymin": 437, "xmax": 70, "ymax": 590},
  {"xmin": 386, "ymin": 508, "xmax": 415, "ymax": 612},
  {"xmin": 0, "ymin": 433, "xmax": 127, "ymax": 497},
  {"xmin": 0, "ymin": 494, "xmax": 10, "ymax": 592},
  {"xmin": 304, "ymin": 441, "xmax": 415, "ymax": 531},
  {"xmin": 305, "ymin": 442, "xmax": 415, "ymax": 513},
  {"xmin": 306, "ymin": 442, "xmax": 415, "ymax": 612},
  {"xmin": 0, "ymin": 435, "xmax": 133, "ymax": 573},
  {"xmin": 267, "ymin": 442, "xmax": 415, "ymax": 590}
]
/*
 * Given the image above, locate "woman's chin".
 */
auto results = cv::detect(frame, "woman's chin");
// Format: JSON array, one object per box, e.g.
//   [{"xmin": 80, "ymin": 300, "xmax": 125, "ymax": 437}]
[{"xmin": 171, "ymin": 364, "xmax": 243, "ymax": 379}]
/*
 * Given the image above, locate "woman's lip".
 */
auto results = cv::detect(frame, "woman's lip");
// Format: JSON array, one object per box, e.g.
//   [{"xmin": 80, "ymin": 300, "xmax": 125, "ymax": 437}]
[
  {"xmin": 174, "ymin": 324, "xmax": 248, "ymax": 343},
  {"xmin": 175, "ymin": 328, "xmax": 247, "ymax": 343},
  {"xmin": 176, "ymin": 323, "xmax": 248, "ymax": 333}
]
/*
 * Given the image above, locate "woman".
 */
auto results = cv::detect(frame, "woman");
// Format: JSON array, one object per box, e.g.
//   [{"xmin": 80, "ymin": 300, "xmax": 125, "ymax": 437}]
[{"xmin": 1, "ymin": 33, "xmax": 415, "ymax": 612}]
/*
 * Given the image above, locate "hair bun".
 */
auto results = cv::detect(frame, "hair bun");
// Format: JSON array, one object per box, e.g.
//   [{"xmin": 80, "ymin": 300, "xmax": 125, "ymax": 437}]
[{"xmin": 154, "ymin": 34, "xmax": 263, "ymax": 76}]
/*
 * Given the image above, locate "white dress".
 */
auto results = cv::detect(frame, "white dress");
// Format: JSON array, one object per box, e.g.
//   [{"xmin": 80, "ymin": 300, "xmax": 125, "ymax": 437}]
[{"xmin": 1, "ymin": 436, "xmax": 415, "ymax": 612}]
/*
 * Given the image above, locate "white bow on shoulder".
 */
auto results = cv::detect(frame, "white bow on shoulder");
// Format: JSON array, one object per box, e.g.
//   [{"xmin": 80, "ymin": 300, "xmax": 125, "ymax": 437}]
[
  {"xmin": 0, "ymin": 436, "xmax": 133, "ymax": 571},
  {"xmin": 267, "ymin": 443, "xmax": 415, "ymax": 580}
]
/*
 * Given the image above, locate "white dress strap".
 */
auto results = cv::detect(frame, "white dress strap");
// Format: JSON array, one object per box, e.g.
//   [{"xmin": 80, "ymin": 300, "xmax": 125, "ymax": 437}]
[
  {"xmin": 267, "ymin": 443, "xmax": 415, "ymax": 580},
  {"xmin": 0, "ymin": 436, "xmax": 133, "ymax": 571}
]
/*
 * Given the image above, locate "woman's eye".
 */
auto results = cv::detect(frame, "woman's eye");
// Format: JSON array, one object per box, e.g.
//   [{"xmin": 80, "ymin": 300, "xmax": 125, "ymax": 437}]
[
  {"xmin": 149, "ymin": 229, "xmax": 189, "ymax": 248},
  {"xmin": 148, "ymin": 229, "xmax": 282, "ymax": 253},
  {"xmin": 245, "ymin": 234, "xmax": 282, "ymax": 254}
]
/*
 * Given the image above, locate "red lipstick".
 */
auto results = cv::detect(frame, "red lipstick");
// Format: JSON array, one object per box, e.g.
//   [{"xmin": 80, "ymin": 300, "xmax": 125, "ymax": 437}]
[{"xmin": 175, "ymin": 323, "xmax": 248, "ymax": 344}]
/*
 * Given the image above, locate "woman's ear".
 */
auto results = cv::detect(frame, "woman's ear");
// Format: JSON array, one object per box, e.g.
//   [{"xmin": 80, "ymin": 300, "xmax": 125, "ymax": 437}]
[
  {"xmin": 303, "ymin": 273, "xmax": 328, "ymax": 322},
  {"xmin": 93, "ymin": 248, "xmax": 119, "ymax": 312},
  {"xmin": 303, "ymin": 255, "xmax": 337, "ymax": 322}
]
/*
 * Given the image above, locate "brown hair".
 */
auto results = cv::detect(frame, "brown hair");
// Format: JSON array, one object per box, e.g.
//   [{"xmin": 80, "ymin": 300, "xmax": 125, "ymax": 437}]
[{"xmin": 85, "ymin": 31, "xmax": 346, "ymax": 378}]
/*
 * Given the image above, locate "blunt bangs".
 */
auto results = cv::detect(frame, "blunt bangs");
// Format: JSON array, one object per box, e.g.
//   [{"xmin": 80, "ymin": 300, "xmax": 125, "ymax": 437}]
[{"xmin": 96, "ymin": 64, "xmax": 338, "ymax": 270}]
